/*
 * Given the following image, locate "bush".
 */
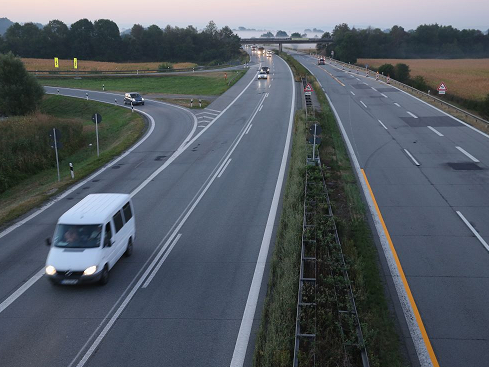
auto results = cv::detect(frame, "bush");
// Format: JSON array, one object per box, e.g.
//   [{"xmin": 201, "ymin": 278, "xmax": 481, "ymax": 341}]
[
  {"xmin": 482, "ymin": 94, "xmax": 489, "ymax": 119},
  {"xmin": 394, "ymin": 63, "xmax": 410, "ymax": 83},
  {"xmin": 409, "ymin": 75, "xmax": 429, "ymax": 92},
  {"xmin": 0, "ymin": 52, "xmax": 44, "ymax": 116},
  {"xmin": 378, "ymin": 63, "xmax": 395, "ymax": 79},
  {"xmin": 158, "ymin": 62, "xmax": 173, "ymax": 71}
]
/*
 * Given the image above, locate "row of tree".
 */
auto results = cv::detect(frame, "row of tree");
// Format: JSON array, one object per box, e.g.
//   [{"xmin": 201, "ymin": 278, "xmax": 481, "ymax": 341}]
[
  {"xmin": 318, "ymin": 24, "xmax": 489, "ymax": 62},
  {"xmin": 0, "ymin": 19, "xmax": 241, "ymax": 63}
]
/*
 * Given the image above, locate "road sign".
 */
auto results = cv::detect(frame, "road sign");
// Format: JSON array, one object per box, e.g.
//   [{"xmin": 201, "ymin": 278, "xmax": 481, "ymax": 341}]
[
  {"xmin": 305, "ymin": 92, "xmax": 312, "ymax": 96},
  {"xmin": 304, "ymin": 83, "xmax": 313, "ymax": 92},
  {"xmin": 73, "ymin": 58, "xmax": 77, "ymax": 69},
  {"xmin": 437, "ymin": 82, "xmax": 447, "ymax": 95},
  {"xmin": 92, "ymin": 113, "xmax": 102, "ymax": 124},
  {"xmin": 54, "ymin": 57, "xmax": 59, "ymax": 68}
]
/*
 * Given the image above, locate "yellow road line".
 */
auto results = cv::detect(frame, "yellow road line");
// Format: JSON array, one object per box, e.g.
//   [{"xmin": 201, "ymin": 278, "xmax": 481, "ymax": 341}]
[
  {"xmin": 361, "ymin": 169, "xmax": 440, "ymax": 367},
  {"xmin": 318, "ymin": 65, "xmax": 345, "ymax": 87}
]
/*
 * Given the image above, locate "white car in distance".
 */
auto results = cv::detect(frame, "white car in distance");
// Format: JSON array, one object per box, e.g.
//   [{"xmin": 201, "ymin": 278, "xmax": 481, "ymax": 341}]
[{"xmin": 257, "ymin": 70, "xmax": 268, "ymax": 79}]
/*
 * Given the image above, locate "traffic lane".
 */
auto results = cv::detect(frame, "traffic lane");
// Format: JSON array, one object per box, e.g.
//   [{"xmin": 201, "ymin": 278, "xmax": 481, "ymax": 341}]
[
  {"xmin": 0, "ymin": 95, "xmax": 195, "ymax": 304},
  {"xmin": 81, "ymin": 57, "xmax": 294, "ymax": 367}
]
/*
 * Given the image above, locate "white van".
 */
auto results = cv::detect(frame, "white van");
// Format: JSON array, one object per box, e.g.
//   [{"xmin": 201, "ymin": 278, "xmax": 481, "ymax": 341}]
[{"xmin": 45, "ymin": 193, "xmax": 135, "ymax": 285}]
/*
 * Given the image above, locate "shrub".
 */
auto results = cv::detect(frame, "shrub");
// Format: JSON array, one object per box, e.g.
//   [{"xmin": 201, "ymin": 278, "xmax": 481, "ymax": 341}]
[
  {"xmin": 0, "ymin": 52, "xmax": 44, "ymax": 116},
  {"xmin": 482, "ymin": 94, "xmax": 489, "ymax": 119},
  {"xmin": 378, "ymin": 63, "xmax": 395, "ymax": 79},
  {"xmin": 158, "ymin": 62, "xmax": 173, "ymax": 71},
  {"xmin": 409, "ymin": 75, "xmax": 429, "ymax": 92},
  {"xmin": 394, "ymin": 63, "xmax": 410, "ymax": 83}
]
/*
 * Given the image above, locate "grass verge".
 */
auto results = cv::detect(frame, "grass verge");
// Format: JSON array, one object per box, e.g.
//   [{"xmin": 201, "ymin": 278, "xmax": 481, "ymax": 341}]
[
  {"xmin": 37, "ymin": 70, "xmax": 247, "ymax": 95},
  {"xmin": 253, "ymin": 53, "xmax": 406, "ymax": 366},
  {"xmin": 0, "ymin": 95, "xmax": 145, "ymax": 227}
]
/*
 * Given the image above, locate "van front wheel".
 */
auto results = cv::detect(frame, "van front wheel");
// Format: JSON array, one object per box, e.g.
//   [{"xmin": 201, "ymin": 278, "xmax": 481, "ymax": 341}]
[
  {"xmin": 124, "ymin": 238, "xmax": 133, "ymax": 257},
  {"xmin": 99, "ymin": 265, "xmax": 109, "ymax": 285}
]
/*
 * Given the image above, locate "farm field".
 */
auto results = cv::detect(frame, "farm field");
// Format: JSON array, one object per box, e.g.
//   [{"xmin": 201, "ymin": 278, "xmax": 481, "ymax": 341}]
[
  {"xmin": 22, "ymin": 58, "xmax": 197, "ymax": 71},
  {"xmin": 358, "ymin": 58, "xmax": 489, "ymax": 101}
]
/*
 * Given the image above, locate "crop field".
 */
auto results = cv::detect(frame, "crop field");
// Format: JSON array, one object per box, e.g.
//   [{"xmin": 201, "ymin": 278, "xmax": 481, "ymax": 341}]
[
  {"xmin": 358, "ymin": 58, "xmax": 489, "ymax": 101},
  {"xmin": 22, "ymin": 58, "xmax": 197, "ymax": 71}
]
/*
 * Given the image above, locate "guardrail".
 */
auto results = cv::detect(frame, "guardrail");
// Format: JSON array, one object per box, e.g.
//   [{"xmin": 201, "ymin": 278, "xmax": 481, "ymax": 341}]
[{"xmin": 323, "ymin": 57, "xmax": 489, "ymax": 126}]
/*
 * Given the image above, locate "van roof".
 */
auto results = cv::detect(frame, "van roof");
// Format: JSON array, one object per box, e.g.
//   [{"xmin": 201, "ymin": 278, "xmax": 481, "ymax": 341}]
[{"xmin": 58, "ymin": 193, "xmax": 131, "ymax": 225}]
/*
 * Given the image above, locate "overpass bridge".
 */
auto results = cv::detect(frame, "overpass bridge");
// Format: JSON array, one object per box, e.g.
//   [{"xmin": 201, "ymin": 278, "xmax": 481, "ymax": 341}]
[{"xmin": 240, "ymin": 37, "xmax": 332, "ymax": 52}]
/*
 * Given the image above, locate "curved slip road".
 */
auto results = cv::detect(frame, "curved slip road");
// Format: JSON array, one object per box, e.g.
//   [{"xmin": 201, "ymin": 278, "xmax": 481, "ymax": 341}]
[
  {"xmin": 292, "ymin": 51, "xmax": 489, "ymax": 367},
  {"xmin": 0, "ymin": 50, "xmax": 294, "ymax": 367}
]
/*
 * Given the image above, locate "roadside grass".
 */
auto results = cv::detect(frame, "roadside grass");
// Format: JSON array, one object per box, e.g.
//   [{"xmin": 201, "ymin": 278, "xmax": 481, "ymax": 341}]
[
  {"xmin": 358, "ymin": 58, "xmax": 489, "ymax": 101},
  {"xmin": 253, "ymin": 111, "xmax": 306, "ymax": 366},
  {"xmin": 23, "ymin": 58, "xmax": 196, "ymax": 71},
  {"xmin": 253, "ymin": 53, "xmax": 405, "ymax": 366},
  {"xmin": 38, "ymin": 70, "xmax": 247, "ymax": 95},
  {"xmin": 0, "ymin": 95, "xmax": 145, "ymax": 227}
]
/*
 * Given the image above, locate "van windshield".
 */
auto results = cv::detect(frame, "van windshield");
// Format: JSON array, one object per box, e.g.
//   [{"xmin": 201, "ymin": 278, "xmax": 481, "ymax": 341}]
[{"xmin": 53, "ymin": 224, "xmax": 102, "ymax": 248}]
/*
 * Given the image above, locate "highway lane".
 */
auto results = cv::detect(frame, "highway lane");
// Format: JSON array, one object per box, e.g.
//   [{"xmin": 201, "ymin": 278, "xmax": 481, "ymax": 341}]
[
  {"xmin": 0, "ymin": 51, "xmax": 293, "ymax": 367},
  {"xmin": 292, "ymin": 52, "xmax": 489, "ymax": 367}
]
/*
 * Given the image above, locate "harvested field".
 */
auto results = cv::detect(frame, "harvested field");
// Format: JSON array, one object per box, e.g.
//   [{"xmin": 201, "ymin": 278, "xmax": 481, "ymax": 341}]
[
  {"xmin": 22, "ymin": 58, "xmax": 197, "ymax": 71},
  {"xmin": 358, "ymin": 58, "xmax": 489, "ymax": 101}
]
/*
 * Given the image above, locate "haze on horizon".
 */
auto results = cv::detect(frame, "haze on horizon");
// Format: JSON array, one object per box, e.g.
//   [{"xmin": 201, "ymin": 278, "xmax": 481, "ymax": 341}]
[{"xmin": 3, "ymin": 0, "xmax": 489, "ymax": 32}]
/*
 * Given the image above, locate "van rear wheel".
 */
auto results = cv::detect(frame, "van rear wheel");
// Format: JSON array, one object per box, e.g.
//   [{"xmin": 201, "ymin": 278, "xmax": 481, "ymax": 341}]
[
  {"xmin": 99, "ymin": 265, "xmax": 109, "ymax": 285},
  {"xmin": 124, "ymin": 238, "xmax": 133, "ymax": 257}
]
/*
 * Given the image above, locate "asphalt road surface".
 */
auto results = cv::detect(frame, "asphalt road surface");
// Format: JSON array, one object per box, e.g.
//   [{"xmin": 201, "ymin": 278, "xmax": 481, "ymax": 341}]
[
  {"xmin": 0, "ymin": 51, "xmax": 294, "ymax": 367},
  {"xmin": 292, "ymin": 51, "xmax": 489, "ymax": 367}
]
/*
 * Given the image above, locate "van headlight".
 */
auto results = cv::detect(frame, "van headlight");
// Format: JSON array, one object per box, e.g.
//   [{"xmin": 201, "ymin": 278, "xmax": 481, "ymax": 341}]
[
  {"xmin": 45, "ymin": 265, "xmax": 56, "ymax": 276},
  {"xmin": 141, "ymin": 98, "xmax": 144, "ymax": 101},
  {"xmin": 83, "ymin": 266, "xmax": 97, "ymax": 276}
]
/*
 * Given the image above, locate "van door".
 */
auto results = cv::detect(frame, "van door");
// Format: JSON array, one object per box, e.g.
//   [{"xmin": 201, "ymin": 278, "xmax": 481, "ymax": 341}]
[
  {"xmin": 111, "ymin": 209, "xmax": 127, "ymax": 263},
  {"xmin": 103, "ymin": 221, "xmax": 116, "ymax": 268}
]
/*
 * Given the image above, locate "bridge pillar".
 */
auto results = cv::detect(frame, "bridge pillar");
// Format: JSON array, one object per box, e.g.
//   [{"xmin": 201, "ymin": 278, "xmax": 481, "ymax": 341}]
[{"xmin": 279, "ymin": 43, "xmax": 282, "ymax": 53}]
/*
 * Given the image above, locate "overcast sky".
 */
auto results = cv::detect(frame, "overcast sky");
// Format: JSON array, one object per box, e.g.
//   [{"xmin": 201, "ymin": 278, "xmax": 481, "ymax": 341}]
[{"xmin": 3, "ymin": 0, "xmax": 489, "ymax": 32}]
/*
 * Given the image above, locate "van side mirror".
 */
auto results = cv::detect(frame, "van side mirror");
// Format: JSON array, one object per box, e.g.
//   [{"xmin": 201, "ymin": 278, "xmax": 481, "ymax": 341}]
[{"xmin": 46, "ymin": 238, "xmax": 51, "ymax": 247}]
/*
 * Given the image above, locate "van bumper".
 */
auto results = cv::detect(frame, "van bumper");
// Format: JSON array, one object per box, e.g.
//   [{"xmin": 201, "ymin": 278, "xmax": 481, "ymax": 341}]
[{"xmin": 47, "ymin": 270, "xmax": 103, "ymax": 285}]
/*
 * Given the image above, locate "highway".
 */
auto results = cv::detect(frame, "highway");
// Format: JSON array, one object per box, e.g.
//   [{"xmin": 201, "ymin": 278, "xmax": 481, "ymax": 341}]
[
  {"xmin": 0, "ymin": 51, "xmax": 294, "ymax": 367},
  {"xmin": 291, "ymin": 51, "xmax": 489, "ymax": 367}
]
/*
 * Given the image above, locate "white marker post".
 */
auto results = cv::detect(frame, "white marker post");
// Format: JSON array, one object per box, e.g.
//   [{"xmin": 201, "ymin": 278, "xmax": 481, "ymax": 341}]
[
  {"xmin": 86, "ymin": 93, "xmax": 88, "ymax": 100},
  {"xmin": 190, "ymin": 99, "xmax": 193, "ymax": 108},
  {"xmin": 69, "ymin": 162, "xmax": 74, "ymax": 179},
  {"xmin": 103, "ymin": 84, "xmax": 105, "ymax": 91}
]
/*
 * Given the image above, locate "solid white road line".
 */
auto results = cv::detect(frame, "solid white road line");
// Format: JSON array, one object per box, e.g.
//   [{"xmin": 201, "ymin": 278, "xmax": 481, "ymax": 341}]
[
  {"xmin": 350, "ymin": 91, "xmax": 355, "ymax": 96},
  {"xmin": 217, "ymin": 158, "xmax": 232, "ymax": 178},
  {"xmin": 245, "ymin": 124, "xmax": 253, "ymax": 134},
  {"xmin": 457, "ymin": 211, "xmax": 489, "ymax": 253},
  {"xmin": 381, "ymin": 93, "xmax": 388, "ymax": 98},
  {"xmin": 360, "ymin": 101, "xmax": 367, "ymax": 108},
  {"xmin": 427, "ymin": 126, "xmax": 444, "ymax": 137},
  {"xmin": 394, "ymin": 102, "xmax": 401, "ymax": 107},
  {"xmin": 142, "ymin": 234, "xmax": 182, "ymax": 288},
  {"xmin": 205, "ymin": 108, "xmax": 221, "ymax": 113},
  {"xmin": 0, "ymin": 269, "xmax": 44, "ymax": 314},
  {"xmin": 378, "ymin": 120, "xmax": 388, "ymax": 129},
  {"xmin": 198, "ymin": 125, "xmax": 206, "ymax": 128},
  {"xmin": 407, "ymin": 111, "xmax": 419, "ymax": 118},
  {"xmin": 229, "ymin": 55, "xmax": 295, "ymax": 367},
  {"xmin": 371, "ymin": 87, "xmax": 378, "ymax": 91},
  {"xmin": 356, "ymin": 78, "xmax": 360, "ymax": 81},
  {"xmin": 259, "ymin": 104, "xmax": 263, "ymax": 111},
  {"xmin": 404, "ymin": 149, "xmax": 421, "ymax": 166},
  {"xmin": 456, "ymin": 146, "xmax": 480, "ymax": 162}
]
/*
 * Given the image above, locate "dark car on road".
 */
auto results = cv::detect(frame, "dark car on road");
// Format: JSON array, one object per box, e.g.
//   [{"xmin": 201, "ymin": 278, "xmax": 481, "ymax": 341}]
[
  {"xmin": 124, "ymin": 92, "xmax": 145, "ymax": 106},
  {"xmin": 261, "ymin": 66, "xmax": 270, "ymax": 74}
]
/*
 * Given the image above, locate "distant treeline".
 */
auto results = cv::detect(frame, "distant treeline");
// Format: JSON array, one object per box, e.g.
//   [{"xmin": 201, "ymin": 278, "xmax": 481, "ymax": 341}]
[
  {"xmin": 318, "ymin": 24, "xmax": 489, "ymax": 62},
  {"xmin": 0, "ymin": 19, "xmax": 241, "ymax": 63}
]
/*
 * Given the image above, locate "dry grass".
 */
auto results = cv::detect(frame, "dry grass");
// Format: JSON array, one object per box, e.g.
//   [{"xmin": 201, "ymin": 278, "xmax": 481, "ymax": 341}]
[
  {"xmin": 358, "ymin": 58, "xmax": 489, "ymax": 101},
  {"xmin": 22, "ymin": 58, "xmax": 197, "ymax": 71}
]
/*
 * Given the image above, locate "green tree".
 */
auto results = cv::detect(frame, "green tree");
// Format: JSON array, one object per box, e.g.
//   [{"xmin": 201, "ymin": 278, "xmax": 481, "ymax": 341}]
[
  {"xmin": 394, "ymin": 63, "xmax": 410, "ymax": 83},
  {"xmin": 291, "ymin": 32, "xmax": 301, "ymax": 38},
  {"xmin": 261, "ymin": 32, "xmax": 273, "ymax": 37},
  {"xmin": 0, "ymin": 52, "xmax": 44, "ymax": 116},
  {"xmin": 378, "ymin": 63, "xmax": 395, "ymax": 78},
  {"xmin": 43, "ymin": 20, "xmax": 69, "ymax": 58},
  {"xmin": 93, "ymin": 19, "xmax": 121, "ymax": 61},
  {"xmin": 69, "ymin": 19, "xmax": 94, "ymax": 60},
  {"xmin": 275, "ymin": 30, "xmax": 288, "ymax": 37},
  {"xmin": 4, "ymin": 22, "xmax": 45, "ymax": 58}
]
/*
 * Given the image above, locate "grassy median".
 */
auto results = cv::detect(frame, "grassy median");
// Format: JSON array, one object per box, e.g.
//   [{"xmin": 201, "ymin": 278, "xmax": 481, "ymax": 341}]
[
  {"xmin": 38, "ymin": 70, "xmax": 247, "ymax": 95},
  {"xmin": 0, "ymin": 95, "xmax": 145, "ymax": 226},
  {"xmin": 253, "ymin": 54, "xmax": 405, "ymax": 366}
]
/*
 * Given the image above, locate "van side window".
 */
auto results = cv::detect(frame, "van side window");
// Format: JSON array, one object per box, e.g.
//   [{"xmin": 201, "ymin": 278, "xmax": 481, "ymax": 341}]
[
  {"xmin": 104, "ymin": 223, "xmax": 112, "ymax": 246},
  {"xmin": 113, "ymin": 211, "xmax": 124, "ymax": 233},
  {"xmin": 123, "ymin": 202, "xmax": 132, "ymax": 222}
]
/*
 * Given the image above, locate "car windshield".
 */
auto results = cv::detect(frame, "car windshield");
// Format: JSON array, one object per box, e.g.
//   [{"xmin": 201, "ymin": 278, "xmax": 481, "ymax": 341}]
[
  {"xmin": 130, "ymin": 93, "xmax": 141, "ymax": 98},
  {"xmin": 53, "ymin": 224, "xmax": 102, "ymax": 248}
]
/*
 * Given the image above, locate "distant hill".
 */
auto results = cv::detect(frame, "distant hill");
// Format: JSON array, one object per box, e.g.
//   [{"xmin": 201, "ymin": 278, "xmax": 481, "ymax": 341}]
[{"xmin": 0, "ymin": 17, "xmax": 14, "ymax": 35}]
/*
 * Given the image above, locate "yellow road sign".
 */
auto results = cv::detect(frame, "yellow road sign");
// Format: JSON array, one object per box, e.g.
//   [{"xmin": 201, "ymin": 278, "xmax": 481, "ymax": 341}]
[
  {"xmin": 74, "ymin": 58, "xmax": 78, "ymax": 69},
  {"xmin": 54, "ymin": 57, "xmax": 59, "ymax": 68}
]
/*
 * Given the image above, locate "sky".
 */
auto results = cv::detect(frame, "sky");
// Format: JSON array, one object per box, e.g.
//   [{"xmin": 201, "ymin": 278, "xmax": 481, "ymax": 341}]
[{"xmin": 3, "ymin": 0, "xmax": 489, "ymax": 33}]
